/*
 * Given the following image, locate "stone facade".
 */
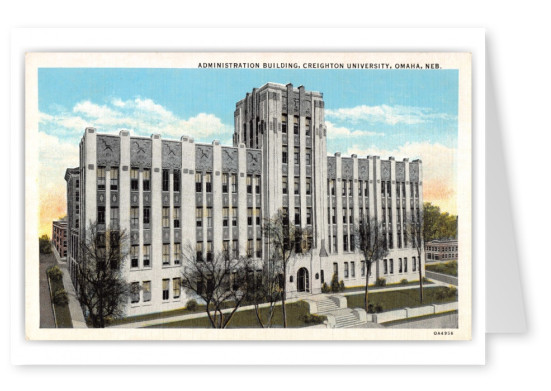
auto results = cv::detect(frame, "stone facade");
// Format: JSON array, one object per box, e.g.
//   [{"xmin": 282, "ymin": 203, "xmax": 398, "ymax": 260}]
[
  {"xmin": 67, "ymin": 82, "xmax": 425, "ymax": 317},
  {"xmin": 52, "ymin": 219, "xmax": 67, "ymax": 259}
]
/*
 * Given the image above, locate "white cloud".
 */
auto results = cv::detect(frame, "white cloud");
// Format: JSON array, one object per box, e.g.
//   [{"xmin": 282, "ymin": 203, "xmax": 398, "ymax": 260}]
[
  {"xmin": 73, "ymin": 100, "xmax": 119, "ymax": 119},
  {"xmin": 326, "ymin": 104, "xmax": 455, "ymax": 125},
  {"xmin": 325, "ymin": 121, "xmax": 384, "ymax": 138}
]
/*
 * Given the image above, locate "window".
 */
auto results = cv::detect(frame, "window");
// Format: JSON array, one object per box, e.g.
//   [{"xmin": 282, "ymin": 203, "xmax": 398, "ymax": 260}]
[
  {"xmin": 256, "ymin": 239, "xmax": 262, "ymax": 258},
  {"xmin": 294, "ymin": 147, "xmax": 300, "ymax": 165},
  {"xmin": 76, "ymin": 179, "xmax": 79, "ymax": 188},
  {"xmin": 305, "ymin": 117, "xmax": 311, "ymax": 136},
  {"xmin": 130, "ymin": 246, "xmax": 139, "ymax": 268},
  {"xmin": 174, "ymin": 243, "xmax": 181, "ymax": 265},
  {"xmin": 351, "ymin": 261, "xmax": 355, "ymax": 278},
  {"xmin": 333, "ymin": 262, "xmax": 338, "ymax": 279},
  {"xmin": 282, "ymin": 176, "xmax": 288, "ymax": 194},
  {"xmin": 222, "ymin": 173, "xmax": 229, "ymax": 193},
  {"xmin": 282, "ymin": 146, "xmax": 288, "ymax": 164},
  {"xmin": 205, "ymin": 173, "xmax": 212, "ymax": 193},
  {"xmin": 389, "ymin": 259, "xmax": 394, "ymax": 274},
  {"xmin": 162, "ymin": 244, "xmax": 170, "ymax": 266},
  {"xmin": 97, "ymin": 167, "xmax": 106, "ymax": 190},
  {"xmin": 330, "ymin": 180, "xmax": 335, "ymax": 196},
  {"xmin": 162, "ymin": 169, "xmax": 169, "ymax": 191},
  {"xmin": 231, "ymin": 174, "xmax": 237, "ymax": 193},
  {"xmin": 97, "ymin": 206, "xmax": 105, "ymax": 225},
  {"xmin": 332, "ymin": 208, "xmax": 336, "ymax": 224},
  {"xmin": 256, "ymin": 207, "xmax": 261, "ymax": 226},
  {"xmin": 162, "ymin": 279, "xmax": 169, "ymax": 300},
  {"xmin": 143, "ymin": 281, "xmax": 151, "ymax": 302},
  {"xmin": 399, "ymin": 258, "xmax": 403, "ymax": 273},
  {"xmin": 350, "ymin": 234, "xmax": 355, "ymax": 251},
  {"xmin": 342, "ymin": 208, "xmax": 347, "ymax": 224},
  {"xmin": 232, "ymin": 207, "xmax": 237, "ymax": 227},
  {"xmin": 306, "ymin": 151, "xmax": 311, "ymax": 165},
  {"xmin": 206, "ymin": 241, "xmax": 213, "ymax": 262},
  {"xmin": 162, "ymin": 207, "xmax": 170, "ymax": 228},
  {"xmin": 358, "ymin": 181, "xmax": 363, "ymax": 197},
  {"xmin": 196, "ymin": 207, "xmax": 203, "ymax": 227},
  {"xmin": 332, "ymin": 236, "xmax": 337, "ymax": 253},
  {"xmin": 75, "ymin": 191, "xmax": 79, "ymax": 202},
  {"xmin": 255, "ymin": 176, "xmax": 261, "ymax": 194},
  {"xmin": 349, "ymin": 208, "xmax": 353, "ymax": 224},
  {"xmin": 110, "ymin": 167, "xmax": 118, "ymax": 190},
  {"xmin": 321, "ymin": 270, "xmax": 325, "ymax": 284},
  {"xmin": 173, "ymin": 278, "xmax": 181, "ymax": 299},
  {"xmin": 174, "ymin": 207, "xmax": 180, "ymax": 228},
  {"xmin": 143, "ymin": 207, "xmax": 150, "ymax": 225},
  {"xmin": 294, "ymin": 208, "xmax": 300, "ymax": 225},
  {"xmin": 404, "ymin": 257, "xmax": 408, "ymax": 273},
  {"xmin": 110, "ymin": 207, "xmax": 119, "ymax": 229},
  {"xmin": 412, "ymin": 256, "xmax": 417, "ymax": 272},
  {"xmin": 223, "ymin": 207, "xmax": 229, "ymax": 227},
  {"xmin": 131, "ymin": 207, "xmax": 139, "ymax": 228},
  {"xmin": 384, "ymin": 259, "xmax": 388, "ymax": 274},
  {"xmin": 306, "ymin": 178, "xmax": 311, "ymax": 195},
  {"xmin": 246, "ymin": 240, "xmax": 253, "ymax": 258},
  {"xmin": 131, "ymin": 168, "xmax": 139, "ymax": 190},
  {"xmin": 143, "ymin": 245, "xmax": 151, "ymax": 267},
  {"xmin": 195, "ymin": 172, "xmax": 202, "ymax": 192},
  {"xmin": 173, "ymin": 170, "xmax": 180, "ymax": 192},
  {"xmin": 293, "ymin": 116, "xmax": 299, "ymax": 134},
  {"xmin": 206, "ymin": 207, "xmax": 212, "ymax": 228},
  {"xmin": 294, "ymin": 177, "xmax": 300, "ymax": 195},
  {"xmin": 142, "ymin": 169, "xmax": 150, "ymax": 191},
  {"xmin": 306, "ymin": 208, "xmax": 312, "ymax": 225},
  {"xmin": 342, "ymin": 181, "xmax": 347, "ymax": 196},
  {"xmin": 343, "ymin": 235, "xmax": 348, "ymax": 252},
  {"xmin": 247, "ymin": 175, "xmax": 253, "ymax": 194},
  {"xmin": 281, "ymin": 114, "xmax": 287, "ymax": 133},
  {"xmin": 344, "ymin": 262, "xmax": 349, "ymax": 278},
  {"xmin": 196, "ymin": 242, "xmax": 203, "ymax": 262},
  {"xmin": 361, "ymin": 261, "xmax": 366, "ymax": 277},
  {"xmin": 232, "ymin": 239, "xmax": 239, "ymax": 258},
  {"xmin": 349, "ymin": 180, "xmax": 353, "ymax": 196},
  {"xmin": 247, "ymin": 208, "xmax": 253, "ymax": 226},
  {"xmin": 131, "ymin": 282, "xmax": 140, "ymax": 303}
]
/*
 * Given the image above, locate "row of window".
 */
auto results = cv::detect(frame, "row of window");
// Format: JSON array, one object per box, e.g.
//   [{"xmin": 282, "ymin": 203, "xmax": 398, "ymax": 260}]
[
  {"xmin": 327, "ymin": 180, "xmax": 421, "ymax": 199},
  {"xmin": 130, "ymin": 278, "xmax": 181, "ymax": 304},
  {"xmin": 281, "ymin": 146, "xmax": 312, "ymax": 165},
  {"xmin": 130, "ymin": 243, "xmax": 182, "ymax": 269},
  {"xmin": 280, "ymin": 115, "xmax": 311, "ymax": 136},
  {"xmin": 427, "ymin": 246, "xmax": 458, "ymax": 252},
  {"xmin": 382, "ymin": 257, "xmax": 418, "ymax": 275},
  {"xmin": 282, "ymin": 176, "xmax": 312, "ymax": 195},
  {"xmin": 280, "ymin": 207, "xmax": 313, "ymax": 226},
  {"xmin": 196, "ymin": 173, "xmax": 261, "ymax": 195},
  {"xmin": 98, "ymin": 167, "xmax": 183, "ymax": 192},
  {"xmin": 196, "ymin": 239, "xmax": 262, "ymax": 260}
]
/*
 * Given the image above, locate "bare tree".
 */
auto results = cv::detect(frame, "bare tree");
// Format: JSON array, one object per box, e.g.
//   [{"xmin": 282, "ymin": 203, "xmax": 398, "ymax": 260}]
[
  {"xmin": 246, "ymin": 254, "xmax": 283, "ymax": 328},
  {"xmin": 262, "ymin": 209, "xmax": 310, "ymax": 328},
  {"xmin": 406, "ymin": 208, "xmax": 425, "ymax": 303},
  {"xmin": 180, "ymin": 245, "xmax": 253, "ymax": 329},
  {"xmin": 354, "ymin": 217, "xmax": 389, "ymax": 313},
  {"xmin": 77, "ymin": 222, "xmax": 131, "ymax": 328}
]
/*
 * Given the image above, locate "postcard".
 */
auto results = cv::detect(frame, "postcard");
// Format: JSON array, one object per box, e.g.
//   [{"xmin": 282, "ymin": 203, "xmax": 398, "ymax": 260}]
[{"xmin": 25, "ymin": 52, "xmax": 472, "ymax": 341}]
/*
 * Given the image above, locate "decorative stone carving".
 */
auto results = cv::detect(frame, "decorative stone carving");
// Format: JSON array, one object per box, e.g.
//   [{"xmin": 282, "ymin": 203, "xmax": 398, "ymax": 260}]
[
  {"xmin": 381, "ymin": 160, "xmax": 391, "ymax": 181},
  {"xmin": 222, "ymin": 148, "xmax": 238, "ymax": 172},
  {"xmin": 97, "ymin": 136, "xmax": 120, "ymax": 166},
  {"xmin": 358, "ymin": 159, "xmax": 369, "ymax": 180},
  {"xmin": 130, "ymin": 138, "xmax": 152, "ymax": 167},
  {"xmin": 304, "ymin": 100, "xmax": 311, "ymax": 117},
  {"xmin": 327, "ymin": 157, "xmax": 336, "ymax": 178},
  {"xmin": 342, "ymin": 158, "xmax": 353, "ymax": 179},
  {"xmin": 195, "ymin": 145, "xmax": 213, "ymax": 171},
  {"xmin": 97, "ymin": 191, "xmax": 105, "ymax": 205},
  {"xmin": 247, "ymin": 150, "xmax": 261, "ymax": 174},
  {"xmin": 396, "ymin": 162, "xmax": 405, "ymax": 181},
  {"xmin": 131, "ymin": 231, "xmax": 139, "ymax": 245},
  {"xmin": 162, "ymin": 141, "xmax": 182, "ymax": 169},
  {"xmin": 410, "ymin": 163, "xmax": 419, "ymax": 182},
  {"xmin": 143, "ymin": 192, "xmax": 151, "ymax": 206}
]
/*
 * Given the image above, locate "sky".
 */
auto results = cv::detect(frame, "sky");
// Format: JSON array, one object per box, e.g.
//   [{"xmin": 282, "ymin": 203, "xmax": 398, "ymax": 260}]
[{"xmin": 38, "ymin": 68, "xmax": 458, "ymax": 237}]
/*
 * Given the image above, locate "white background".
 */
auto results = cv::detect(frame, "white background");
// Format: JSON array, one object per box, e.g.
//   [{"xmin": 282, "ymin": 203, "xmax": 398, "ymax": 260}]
[{"xmin": 1, "ymin": 0, "xmax": 547, "ymax": 388}]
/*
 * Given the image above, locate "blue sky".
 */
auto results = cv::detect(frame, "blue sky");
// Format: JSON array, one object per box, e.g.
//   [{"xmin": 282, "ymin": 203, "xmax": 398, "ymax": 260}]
[{"xmin": 37, "ymin": 67, "xmax": 459, "ymax": 235}]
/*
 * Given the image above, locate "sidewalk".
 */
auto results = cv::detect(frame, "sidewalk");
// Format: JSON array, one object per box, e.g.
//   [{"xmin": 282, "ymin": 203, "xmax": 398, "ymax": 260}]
[
  {"xmin": 55, "ymin": 257, "xmax": 88, "ymax": 328},
  {"xmin": 110, "ymin": 279, "xmax": 445, "ymax": 329}
]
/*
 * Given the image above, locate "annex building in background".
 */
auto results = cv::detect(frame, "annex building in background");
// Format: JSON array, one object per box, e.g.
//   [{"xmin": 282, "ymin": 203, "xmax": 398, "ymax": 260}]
[
  {"xmin": 51, "ymin": 219, "xmax": 67, "ymax": 260},
  {"xmin": 65, "ymin": 83, "xmax": 425, "ymax": 317},
  {"xmin": 425, "ymin": 239, "xmax": 458, "ymax": 263}
]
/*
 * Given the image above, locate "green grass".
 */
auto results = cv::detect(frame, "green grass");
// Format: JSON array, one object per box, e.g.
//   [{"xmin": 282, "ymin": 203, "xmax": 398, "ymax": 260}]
[
  {"xmin": 145, "ymin": 301, "xmax": 325, "ymax": 329},
  {"xmin": 381, "ymin": 310, "xmax": 458, "ymax": 327},
  {"xmin": 110, "ymin": 305, "xmax": 206, "ymax": 326},
  {"xmin": 343, "ymin": 279, "xmax": 433, "ymax": 293},
  {"xmin": 425, "ymin": 261, "xmax": 458, "ymax": 277},
  {"xmin": 346, "ymin": 286, "xmax": 457, "ymax": 312},
  {"xmin": 47, "ymin": 269, "xmax": 73, "ymax": 328}
]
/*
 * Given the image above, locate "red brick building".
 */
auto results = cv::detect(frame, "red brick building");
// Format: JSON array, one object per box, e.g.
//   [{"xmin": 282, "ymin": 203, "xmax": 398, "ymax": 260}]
[{"xmin": 52, "ymin": 219, "xmax": 67, "ymax": 259}]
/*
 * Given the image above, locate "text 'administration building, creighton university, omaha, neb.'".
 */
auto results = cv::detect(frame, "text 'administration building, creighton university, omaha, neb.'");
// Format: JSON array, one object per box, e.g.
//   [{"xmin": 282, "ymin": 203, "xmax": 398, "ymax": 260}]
[{"xmin": 65, "ymin": 83, "xmax": 425, "ymax": 317}]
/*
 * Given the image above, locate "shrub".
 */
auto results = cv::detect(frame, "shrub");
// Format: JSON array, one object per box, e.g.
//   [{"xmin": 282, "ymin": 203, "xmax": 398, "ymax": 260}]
[
  {"xmin": 339, "ymin": 280, "xmax": 345, "ymax": 292},
  {"xmin": 47, "ymin": 265, "xmax": 63, "ymax": 282},
  {"xmin": 400, "ymin": 278, "xmax": 408, "ymax": 285},
  {"xmin": 375, "ymin": 278, "xmax": 387, "ymax": 287},
  {"xmin": 367, "ymin": 304, "xmax": 374, "ymax": 314},
  {"xmin": 374, "ymin": 303, "xmax": 384, "ymax": 313},
  {"xmin": 330, "ymin": 274, "xmax": 340, "ymax": 293},
  {"xmin": 53, "ymin": 289, "xmax": 69, "ymax": 306},
  {"xmin": 301, "ymin": 313, "xmax": 325, "ymax": 325},
  {"xmin": 422, "ymin": 276, "xmax": 430, "ymax": 283},
  {"xmin": 186, "ymin": 299, "xmax": 198, "ymax": 312},
  {"xmin": 39, "ymin": 235, "xmax": 52, "ymax": 254},
  {"xmin": 321, "ymin": 282, "xmax": 331, "ymax": 293},
  {"xmin": 447, "ymin": 285, "xmax": 458, "ymax": 298}
]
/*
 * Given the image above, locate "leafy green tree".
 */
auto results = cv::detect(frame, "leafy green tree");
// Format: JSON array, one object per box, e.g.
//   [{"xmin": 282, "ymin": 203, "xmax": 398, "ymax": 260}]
[
  {"xmin": 39, "ymin": 234, "xmax": 52, "ymax": 254},
  {"xmin": 423, "ymin": 202, "xmax": 457, "ymax": 241}
]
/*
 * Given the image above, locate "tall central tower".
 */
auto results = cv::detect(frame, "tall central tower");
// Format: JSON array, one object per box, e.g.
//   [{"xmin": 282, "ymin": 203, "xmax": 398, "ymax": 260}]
[{"xmin": 234, "ymin": 83, "xmax": 329, "ymax": 255}]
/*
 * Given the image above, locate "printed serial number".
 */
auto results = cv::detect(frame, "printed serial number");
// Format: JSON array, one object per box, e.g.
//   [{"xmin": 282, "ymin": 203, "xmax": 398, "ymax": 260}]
[{"xmin": 434, "ymin": 331, "xmax": 454, "ymax": 336}]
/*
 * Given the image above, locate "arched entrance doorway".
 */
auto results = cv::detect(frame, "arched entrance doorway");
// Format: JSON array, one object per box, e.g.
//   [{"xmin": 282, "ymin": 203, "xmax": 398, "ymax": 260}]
[{"xmin": 297, "ymin": 268, "xmax": 310, "ymax": 293}]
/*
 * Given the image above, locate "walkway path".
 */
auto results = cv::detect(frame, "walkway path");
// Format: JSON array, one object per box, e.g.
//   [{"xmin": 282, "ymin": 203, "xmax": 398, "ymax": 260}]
[
  {"xmin": 39, "ymin": 252, "xmax": 56, "ymax": 328},
  {"xmin": 385, "ymin": 312, "xmax": 458, "ymax": 328},
  {"xmin": 55, "ymin": 256, "xmax": 87, "ymax": 328}
]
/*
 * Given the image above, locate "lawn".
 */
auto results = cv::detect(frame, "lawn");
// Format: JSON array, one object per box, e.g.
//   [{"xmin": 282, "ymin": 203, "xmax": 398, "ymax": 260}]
[
  {"xmin": 346, "ymin": 286, "xmax": 457, "ymax": 313},
  {"xmin": 47, "ymin": 268, "xmax": 73, "ymax": 328},
  {"xmin": 425, "ymin": 261, "xmax": 458, "ymax": 277},
  {"xmin": 145, "ymin": 301, "xmax": 325, "ymax": 329},
  {"xmin": 343, "ymin": 278, "xmax": 432, "ymax": 293}
]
